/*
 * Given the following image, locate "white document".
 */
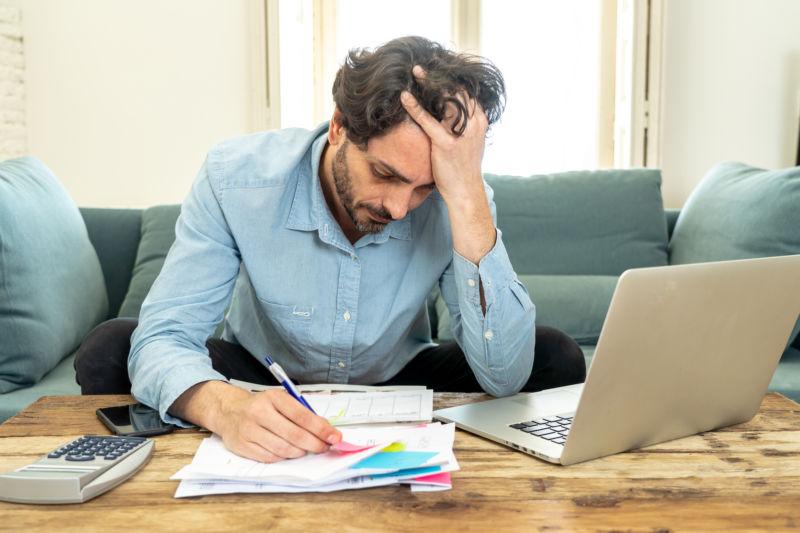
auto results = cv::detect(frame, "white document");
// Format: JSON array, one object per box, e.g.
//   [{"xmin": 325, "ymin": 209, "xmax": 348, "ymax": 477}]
[
  {"xmin": 305, "ymin": 390, "xmax": 433, "ymax": 425},
  {"xmin": 171, "ymin": 434, "xmax": 389, "ymax": 485},
  {"xmin": 176, "ymin": 474, "xmax": 402, "ymax": 497},
  {"xmin": 227, "ymin": 379, "xmax": 433, "ymax": 425}
]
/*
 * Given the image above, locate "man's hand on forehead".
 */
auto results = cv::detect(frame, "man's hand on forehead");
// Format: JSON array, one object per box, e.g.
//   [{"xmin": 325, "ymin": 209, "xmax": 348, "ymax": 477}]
[
  {"xmin": 400, "ymin": 64, "xmax": 497, "ymax": 271},
  {"xmin": 403, "ymin": 65, "xmax": 487, "ymax": 141},
  {"xmin": 400, "ymin": 65, "xmax": 489, "ymax": 206}
]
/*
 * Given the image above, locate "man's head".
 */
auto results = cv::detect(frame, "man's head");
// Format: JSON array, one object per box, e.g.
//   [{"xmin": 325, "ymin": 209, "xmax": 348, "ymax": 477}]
[{"xmin": 325, "ymin": 36, "xmax": 506, "ymax": 234}]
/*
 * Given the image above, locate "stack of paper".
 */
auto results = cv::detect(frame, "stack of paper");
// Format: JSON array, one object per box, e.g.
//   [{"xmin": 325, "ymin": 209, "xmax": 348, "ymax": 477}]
[{"xmin": 172, "ymin": 422, "xmax": 458, "ymax": 496}]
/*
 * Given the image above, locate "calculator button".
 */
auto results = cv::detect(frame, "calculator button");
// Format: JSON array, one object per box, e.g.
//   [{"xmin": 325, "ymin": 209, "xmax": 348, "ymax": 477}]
[
  {"xmin": 65, "ymin": 455, "xmax": 95, "ymax": 461},
  {"xmin": 47, "ymin": 452, "xmax": 63, "ymax": 459}
]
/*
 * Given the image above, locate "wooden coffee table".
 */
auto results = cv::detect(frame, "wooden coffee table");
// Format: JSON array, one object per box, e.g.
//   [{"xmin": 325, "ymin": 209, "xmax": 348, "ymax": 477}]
[{"xmin": 1, "ymin": 393, "xmax": 800, "ymax": 531}]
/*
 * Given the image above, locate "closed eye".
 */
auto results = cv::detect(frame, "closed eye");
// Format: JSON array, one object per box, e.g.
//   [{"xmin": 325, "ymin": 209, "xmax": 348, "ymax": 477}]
[
  {"xmin": 370, "ymin": 164, "xmax": 435, "ymax": 191},
  {"xmin": 371, "ymin": 167, "xmax": 394, "ymax": 181}
]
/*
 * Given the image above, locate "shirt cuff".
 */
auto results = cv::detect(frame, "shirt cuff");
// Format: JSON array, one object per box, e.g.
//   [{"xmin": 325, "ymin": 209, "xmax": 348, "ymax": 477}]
[
  {"xmin": 154, "ymin": 365, "xmax": 228, "ymax": 428},
  {"xmin": 452, "ymin": 228, "xmax": 518, "ymax": 308}
]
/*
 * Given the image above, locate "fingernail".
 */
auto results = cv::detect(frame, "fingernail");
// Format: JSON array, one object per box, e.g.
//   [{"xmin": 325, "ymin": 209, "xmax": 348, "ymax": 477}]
[
  {"xmin": 326, "ymin": 434, "xmax": 340, "ymax": 444},
  {"xmin": 400, "ymin": 91, "xmax": 412, "ymax": 103}
]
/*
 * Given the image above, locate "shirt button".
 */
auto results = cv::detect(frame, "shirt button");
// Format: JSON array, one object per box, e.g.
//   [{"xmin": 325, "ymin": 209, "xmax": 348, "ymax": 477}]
[
  {"xmin": 484, "ymin": 330, "xmax": 494, "ymax": 341},
  {"xmin": 338, "ymin": 361, "xmax": 346, "ymax": 368},
  {"xmin": 467, "ymin": 279, "xmax": 476, "ymax": 287},
  {"xmin": 343, "ymin": 310, "xmax": 351, "ymax": 321},
  {"xmin": 351, "ymin": 254, "xmax": 357, "ymax": 261}
]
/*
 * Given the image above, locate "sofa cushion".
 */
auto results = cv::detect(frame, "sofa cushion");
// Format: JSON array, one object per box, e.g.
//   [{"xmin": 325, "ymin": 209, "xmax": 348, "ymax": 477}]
[
  {"xmin": 118, "ymin": 205, "xmax": 181, "ymax": 318},
  {"xmin": 436, "ymin": 275, "xmax": 618, "ymax": 344},
  {"xmin": 0, "ymin": 352, "xmax": 81, "ymax": 423},
  {"xmin": 0, "ymin": 157, "xmax": 108, "ymax": 393},
  {"xmin": 669, "ymin": 161, "xmax": 800, "ymax": 348},
  {"xmin": 485, "ymin": 169, "xmax": 669, "ymax": 276}
]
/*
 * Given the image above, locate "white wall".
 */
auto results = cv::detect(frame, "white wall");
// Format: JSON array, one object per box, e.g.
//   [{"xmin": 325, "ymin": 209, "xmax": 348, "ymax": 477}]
[
  {"xmin": 658, "ymin": 0, "xmax": 800, "ymax": 208},
  {"xmin": 13, "ymin": 0, "xmax": 258, "ymax": 207},
  {"xmin": 0, "ymin": 3, "xmax": 25, "ymax": 159}
]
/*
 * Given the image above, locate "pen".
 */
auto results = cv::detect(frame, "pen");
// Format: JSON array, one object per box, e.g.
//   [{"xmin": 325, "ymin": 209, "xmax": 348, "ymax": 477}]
[{"xmin": 263, "ymin": 355, "xmax": 317, "ymax": 415}]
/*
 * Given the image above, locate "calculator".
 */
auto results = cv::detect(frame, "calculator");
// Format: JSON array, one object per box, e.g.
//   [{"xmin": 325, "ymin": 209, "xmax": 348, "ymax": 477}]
[{"xmin": 0, "ymin": 435, "xmax": 154, "ymax": 504}]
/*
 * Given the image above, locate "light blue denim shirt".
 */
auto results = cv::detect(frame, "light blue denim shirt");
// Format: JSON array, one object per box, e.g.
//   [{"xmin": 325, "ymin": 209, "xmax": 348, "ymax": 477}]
[{"xmin": 129, "ymin": 124, "xmax": 536, "ymax": 426}]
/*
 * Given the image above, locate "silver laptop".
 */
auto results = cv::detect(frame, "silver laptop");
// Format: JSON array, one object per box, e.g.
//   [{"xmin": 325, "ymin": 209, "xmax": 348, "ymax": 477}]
[{"xmin": 434, "ymin": 255, "xmax": 800, "ymax": 465}]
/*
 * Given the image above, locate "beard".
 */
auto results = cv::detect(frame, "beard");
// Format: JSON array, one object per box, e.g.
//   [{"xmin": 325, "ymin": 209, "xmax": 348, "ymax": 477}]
[{"xmin": 332, "ymin": 140, "xmax": 393, "ymax": 234}]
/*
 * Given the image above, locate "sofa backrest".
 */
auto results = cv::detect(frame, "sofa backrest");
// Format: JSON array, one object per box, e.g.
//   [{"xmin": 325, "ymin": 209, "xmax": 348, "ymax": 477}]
[
  {"xmin": 485, "ymin": 169, "xmax": 670, "ymax": 275},
  {"xmin": 79, "ymin": 208, "xmax": 143, "ymax": 319},
  {"xmin": 79, "ymin": 174, "xmax": 681, "ymax": 328}
]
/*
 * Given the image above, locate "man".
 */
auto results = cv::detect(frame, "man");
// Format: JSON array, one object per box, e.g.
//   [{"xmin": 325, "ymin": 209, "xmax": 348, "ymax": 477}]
[{"xmin": 75, "ymin": 36, "xmax": 585, "ymax": 463}]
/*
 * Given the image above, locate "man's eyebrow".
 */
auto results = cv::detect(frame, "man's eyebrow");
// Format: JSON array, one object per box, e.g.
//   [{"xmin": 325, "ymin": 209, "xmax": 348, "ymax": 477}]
[{"xmin": 367, "ymin": 157, "xmax": 413, "ymax": 184}]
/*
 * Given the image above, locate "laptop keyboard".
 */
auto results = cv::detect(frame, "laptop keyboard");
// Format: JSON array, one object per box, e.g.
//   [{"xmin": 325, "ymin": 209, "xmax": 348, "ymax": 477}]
[{"xmin": 509, "ymin": 415, "xmax": 573, "ymax": 446}]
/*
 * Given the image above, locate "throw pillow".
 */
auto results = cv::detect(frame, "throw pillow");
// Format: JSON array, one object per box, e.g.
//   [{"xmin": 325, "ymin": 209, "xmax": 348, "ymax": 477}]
[
  {"xmin": 0, "ymin": 157, "xmax": 108, "ymax": 393},
  {"xmin": 117, "ymin": 205, "xmax": 181, "ymax": 318},
  {"xmin": 668, "ymin": 161, "xmax": 800, "ymax": 348}
]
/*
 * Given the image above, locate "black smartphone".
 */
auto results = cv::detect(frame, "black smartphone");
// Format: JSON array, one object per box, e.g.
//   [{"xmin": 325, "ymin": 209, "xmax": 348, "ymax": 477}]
[{"xmin": 96, "ymin": 403, "xmax": 176, "ymax": 437}]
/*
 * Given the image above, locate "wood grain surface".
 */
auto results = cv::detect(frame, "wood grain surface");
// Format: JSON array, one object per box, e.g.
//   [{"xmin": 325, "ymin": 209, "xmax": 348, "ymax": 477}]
[{"xmin": 1, "ymin": 393, "xmax": 799, "ymax": 532}]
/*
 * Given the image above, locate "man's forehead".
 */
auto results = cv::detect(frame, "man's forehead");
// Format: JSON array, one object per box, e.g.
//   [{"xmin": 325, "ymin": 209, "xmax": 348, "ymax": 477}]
[{"xmin": 362, "ymin": 120, "xmax": 433, "ymax": 184}]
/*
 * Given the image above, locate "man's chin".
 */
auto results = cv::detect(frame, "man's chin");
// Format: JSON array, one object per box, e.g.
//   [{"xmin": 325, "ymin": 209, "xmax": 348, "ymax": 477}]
[{"xmin": 355, "ymin": 217, "xmax": 386, "ymax": 234}]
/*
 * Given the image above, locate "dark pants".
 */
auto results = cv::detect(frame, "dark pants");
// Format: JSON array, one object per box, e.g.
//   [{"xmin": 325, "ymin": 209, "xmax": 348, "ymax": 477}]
[{"xmin": 74, "ymin": 318, "xmax": 586, "ymax": 395}]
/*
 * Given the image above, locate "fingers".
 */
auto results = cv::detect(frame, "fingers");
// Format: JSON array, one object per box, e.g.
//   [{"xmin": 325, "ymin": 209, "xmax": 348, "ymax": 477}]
[
  {"xmin": 403, "ymin": 65, "xmax": 488, "ymax": 138},
  {"xmin": 223, "ymin": 428, "xmax": 299, "ymax": 464},
  {"xmin": 269, "ymin": 390, "xmax": 342, "ymax": 446},
  {"xmin": 233, "ymin": 439, "xmax": 283, "ymax": 463},
  {"xmin": 401, "ymin": 91, "xmax": 451, "ymax": 145},
  {"xmin": 246, "ymin": 427, "xmax": 307, "ymax": 460}
]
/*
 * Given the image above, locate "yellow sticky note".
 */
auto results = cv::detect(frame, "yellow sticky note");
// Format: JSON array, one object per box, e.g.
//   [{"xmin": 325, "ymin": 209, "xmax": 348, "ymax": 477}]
[{"xmin": 381, "ymin": 442, "xmax": 406, "ymax": 453}]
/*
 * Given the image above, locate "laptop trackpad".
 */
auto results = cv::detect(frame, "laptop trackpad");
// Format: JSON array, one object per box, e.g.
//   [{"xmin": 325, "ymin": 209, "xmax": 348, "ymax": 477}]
[{"xmin": 511, "ymin": 386, "xmax": 582, "ymax": 415}]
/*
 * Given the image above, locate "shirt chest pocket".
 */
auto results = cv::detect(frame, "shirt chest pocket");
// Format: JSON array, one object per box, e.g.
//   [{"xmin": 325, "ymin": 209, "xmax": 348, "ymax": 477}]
[{"xmin": 256, "ymin": 297, "xmax": 315, "ymax": 353}]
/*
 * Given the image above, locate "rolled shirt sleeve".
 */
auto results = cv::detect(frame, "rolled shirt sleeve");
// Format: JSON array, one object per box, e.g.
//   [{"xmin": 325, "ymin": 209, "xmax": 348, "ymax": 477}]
[
  {"xmin": 128, "ymin": 155, "xmax": 241, "ymax": 427},
  {"xmin": 438, "ymin": 185, "xmax": 536, "ymax": 397}
]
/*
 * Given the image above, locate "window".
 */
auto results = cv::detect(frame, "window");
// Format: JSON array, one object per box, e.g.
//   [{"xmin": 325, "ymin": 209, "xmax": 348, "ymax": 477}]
[
  {"xmin": 481, "ymin": 1, "xmax": 604, "ymax": 175},
  {"xmin": 270, "ymin": 0, "xmax": 655, "ymax": 174}
]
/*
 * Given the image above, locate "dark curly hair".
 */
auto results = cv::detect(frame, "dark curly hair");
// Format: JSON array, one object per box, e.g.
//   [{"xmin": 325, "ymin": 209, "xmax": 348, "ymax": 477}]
[{"xmin": 331, "ymin": 36, "xmax": 506, "ymax": 147}]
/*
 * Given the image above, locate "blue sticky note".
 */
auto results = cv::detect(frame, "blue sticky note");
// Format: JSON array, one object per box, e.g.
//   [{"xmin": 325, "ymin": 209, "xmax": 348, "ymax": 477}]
[
  {"xmin": 351, "ymin": 451, "xmax": 438, "ymax": 471},
  {"xmin": 371, "ymin": 465, "xmax": 442, "ymax": 480}
]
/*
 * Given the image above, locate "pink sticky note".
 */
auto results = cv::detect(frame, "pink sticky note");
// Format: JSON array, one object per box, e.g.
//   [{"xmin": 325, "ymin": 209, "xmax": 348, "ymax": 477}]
[
  {"xmin": 330, "ymin": 441, "xmax": 376, "ymax": 453},
  {"xmin": 412, "ymin": 472, "xmax": 452, "ymax": 485}
]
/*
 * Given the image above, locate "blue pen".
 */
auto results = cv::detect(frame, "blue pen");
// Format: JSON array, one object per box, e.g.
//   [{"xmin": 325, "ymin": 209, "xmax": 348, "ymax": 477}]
[{"xmin": 264, "ymin": 355, "xmax": 317, "ymax": 414}]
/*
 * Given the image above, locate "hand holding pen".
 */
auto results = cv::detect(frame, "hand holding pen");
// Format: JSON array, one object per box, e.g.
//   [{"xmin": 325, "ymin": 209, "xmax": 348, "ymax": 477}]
[
  {"xmin": 199, "ymin": 356, "xmax": 341, "ymax": 465},
  {"xmin": 264, "ymin": 355, "xmax": 317, "ymax": 414}
]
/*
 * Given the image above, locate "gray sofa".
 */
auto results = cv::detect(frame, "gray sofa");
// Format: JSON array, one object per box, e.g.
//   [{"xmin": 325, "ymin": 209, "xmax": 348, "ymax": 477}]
[{"xmin": 2, "ymin": 167, "xmax": 798, "ymax": 423}]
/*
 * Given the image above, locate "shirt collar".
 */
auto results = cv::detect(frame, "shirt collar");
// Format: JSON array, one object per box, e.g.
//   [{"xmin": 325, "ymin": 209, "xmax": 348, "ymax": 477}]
[{"xmin": 285, "ymin": 124, "xmax": 411, "ymax": 242}]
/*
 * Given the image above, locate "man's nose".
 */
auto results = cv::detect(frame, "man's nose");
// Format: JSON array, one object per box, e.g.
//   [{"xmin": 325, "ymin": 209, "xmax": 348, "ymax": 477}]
[{"xmin": 384, "ymin": 190, "xmax": 412, "ymax": 221}]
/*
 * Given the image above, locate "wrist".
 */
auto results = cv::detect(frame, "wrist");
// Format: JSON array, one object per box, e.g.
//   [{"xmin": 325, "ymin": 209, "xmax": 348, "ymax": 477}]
[
  {"xmin": 438, "ymin": 175, "xmax": 486, "ymax": 209},
  {"xmin": 169, "ymin": 380, "xmax": 250, "ymax": 432}
]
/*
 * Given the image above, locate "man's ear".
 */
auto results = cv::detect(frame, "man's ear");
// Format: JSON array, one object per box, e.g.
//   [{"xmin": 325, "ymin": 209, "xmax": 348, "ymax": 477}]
[{"xmin": 328, "ymin": 108, "xmax": 347, "ymax": 147}]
